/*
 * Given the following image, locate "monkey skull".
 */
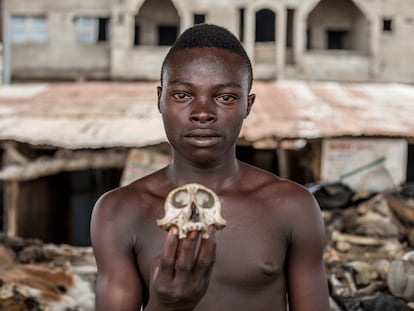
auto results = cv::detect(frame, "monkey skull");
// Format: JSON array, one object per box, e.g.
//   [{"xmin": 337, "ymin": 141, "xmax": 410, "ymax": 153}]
[{"xmin": 157, "ymin": 183, "xmax": 226, "ymax": 239}]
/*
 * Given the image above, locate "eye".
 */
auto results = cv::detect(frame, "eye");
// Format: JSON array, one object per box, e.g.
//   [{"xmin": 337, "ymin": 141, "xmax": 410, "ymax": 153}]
[
  {"xmin": 172, "ymin": 92, "xmax": 191, "ymax": 101},
  {"xmin": 216, "ymin": 94, "xmax": 236, "ymax": 104},
  {"xmin": 172, "ymin": 190, "xmax": 190, "ymax": 208}
]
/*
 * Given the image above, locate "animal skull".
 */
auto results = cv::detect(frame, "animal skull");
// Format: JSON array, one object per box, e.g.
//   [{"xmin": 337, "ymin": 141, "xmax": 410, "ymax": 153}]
[{"xmin": 157, "ymin": 183, "xmax": 226, "ymax": 239}]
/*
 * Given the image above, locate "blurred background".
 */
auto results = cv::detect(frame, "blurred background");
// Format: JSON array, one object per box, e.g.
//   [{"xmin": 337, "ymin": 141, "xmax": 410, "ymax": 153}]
[{"xmin": 0, "ymin": 0, "xmax": 414, "ymax": 310}]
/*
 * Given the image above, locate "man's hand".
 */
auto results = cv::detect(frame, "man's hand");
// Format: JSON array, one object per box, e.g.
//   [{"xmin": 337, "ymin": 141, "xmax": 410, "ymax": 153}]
[{"xmin": 146, "ymin": 226, "xmax": 216, "ymax": 311}]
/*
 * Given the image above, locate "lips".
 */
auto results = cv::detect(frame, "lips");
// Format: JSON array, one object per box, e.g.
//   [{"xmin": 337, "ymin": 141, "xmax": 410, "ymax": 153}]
[{"xmin": 184, "ymin": 129, "xmax": 221, "ymax": 147}]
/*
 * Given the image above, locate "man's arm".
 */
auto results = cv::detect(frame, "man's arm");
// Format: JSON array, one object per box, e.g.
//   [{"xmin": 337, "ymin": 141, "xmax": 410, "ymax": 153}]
[
  {"xmin": 91, "ymin": 189, "xmax": 217, "ymax": 311},
  {"xmin": 91, "ymin": 192, "xmax": 143, "ymax": 311},
  {"xmin": 145, "ymin": 227, "xmax": 216, "ymax": 311},
  {"xmin": 285, "ymin": 185, "xmax": 330, "ymax": 311}
]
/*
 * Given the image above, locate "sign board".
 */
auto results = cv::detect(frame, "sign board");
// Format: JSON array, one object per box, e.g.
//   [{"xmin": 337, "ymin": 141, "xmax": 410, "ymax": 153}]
[
  {"xmin": 321, "ymin": 138, "xmax": 407, "ymax": 192},
  {"xmin": 120, "ymin": 148, "xmax": 171, "ymax": 187}
]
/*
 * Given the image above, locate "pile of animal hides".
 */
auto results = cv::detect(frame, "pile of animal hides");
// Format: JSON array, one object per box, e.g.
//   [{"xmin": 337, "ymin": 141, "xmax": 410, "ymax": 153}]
[
  {"xmin": 0, "ymin": 234, "xmax": 96, "ymax": 310},
  {"xmin": 312, "ymin": 182, "xmax": 414, "ymax": 311},
  {"xmin": 1, "ymin": 183, "xmax": 414, "ymax": 311}
]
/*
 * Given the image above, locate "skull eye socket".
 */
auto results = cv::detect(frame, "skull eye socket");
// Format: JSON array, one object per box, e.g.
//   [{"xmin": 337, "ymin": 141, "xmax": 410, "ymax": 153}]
[
  {"xmin": 171, "ymin": 190, "xmax": 190, "ymax": 208},
  {"xmin": 195, "ymin": 189, "xmax": 214, "ymax": 208}
]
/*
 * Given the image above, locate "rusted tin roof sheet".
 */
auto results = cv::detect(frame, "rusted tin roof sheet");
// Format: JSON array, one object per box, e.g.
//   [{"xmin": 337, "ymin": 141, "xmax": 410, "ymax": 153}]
[
  {"xmin": 0, "ymin": 81, "xmax": 413, "ymax": 149},
  {"xmin": 243, "ymin": 80, "xmax": 414, "ymax": 142},
  {"xmin": 0, "ymin": 82, "xmax": 164, "ymax": 149}
]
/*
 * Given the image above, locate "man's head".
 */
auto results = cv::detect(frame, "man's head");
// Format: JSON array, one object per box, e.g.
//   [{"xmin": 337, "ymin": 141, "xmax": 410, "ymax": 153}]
[
  {"xmin": 157, "ymin": 23, "xmax": 256, "ymax": 166},
  {"xmin": 161, "ymin": 24, "xmax": 253, "ymax": 91}
]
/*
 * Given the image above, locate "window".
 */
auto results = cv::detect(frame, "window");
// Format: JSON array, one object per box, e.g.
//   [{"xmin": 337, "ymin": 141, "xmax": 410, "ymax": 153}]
[
  {"xmin": 255, "ymin": 9, "xmax": 275, "ymax": 42},
  {"xmin": 239, "ymin": 8, "xmax": 245, "ymax": 42},
  {"xmin": 77, "ymin": 17, "xmax": 95, "ymax": 43},
  {"xmin": 193, "ymin": 14, "xmax": 205, "ymax": 25},
  {"xmin": 134, "ymin": 24, "xmax": 140, "ymax": 46},
  {"xmin": 76, "ymin": 17, "xmax": 109, "ymax": 44},
  {"xmin": 98, "ymin": 18, "xmax": 110, "ymax": 41},
  {"xmin": 11, "ymin": 15, "xmax": 47, "ymax": 43},
  {"xmin": 306, "ymin": 28, "xmax": 311, "ymax": 50},
  {"xmin": 327, "ymin": 30, "xmax": 349, "ymax": 50},
  {"xmin": 383, "ymin": 18, "xmax": 393, "ymax": 32},
  {"xmin": 158, "ymin": 25, "xmax": 177, "ymax": 46}
]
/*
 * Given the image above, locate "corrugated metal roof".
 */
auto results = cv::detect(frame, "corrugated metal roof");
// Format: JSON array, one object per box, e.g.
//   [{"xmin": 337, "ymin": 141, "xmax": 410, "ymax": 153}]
[
  {"xmin": 0, "ymin": 82, "xmax": 165, "ymax": 149},
  {"xmin": 243, "ymin": 80, "xmax": 414, "ymax": 142},
  {"xmin": 0, "ymin": 81, "xmax": 413, "ymax": 149}
]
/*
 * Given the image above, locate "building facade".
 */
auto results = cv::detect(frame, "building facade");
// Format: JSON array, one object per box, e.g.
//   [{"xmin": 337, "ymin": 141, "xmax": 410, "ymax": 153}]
[{"xmin": 4, "ymin": 0, "xmax": 414, "ymax": 83}]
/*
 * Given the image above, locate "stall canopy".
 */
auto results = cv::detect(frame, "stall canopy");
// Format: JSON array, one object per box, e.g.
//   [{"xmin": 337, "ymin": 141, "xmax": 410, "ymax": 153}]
[{"xmin": 0, "ymin": 80, "xmax": 413, "ymax": 149}]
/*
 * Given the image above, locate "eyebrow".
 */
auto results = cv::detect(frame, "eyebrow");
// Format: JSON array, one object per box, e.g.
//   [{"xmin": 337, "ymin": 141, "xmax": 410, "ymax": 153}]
[
  {"xmin": 168, "ymin": 81, "xmax": 242, "ymax": 90},
  {"xmin": 215, "ymin": 82, "xmax": 242, "ymax": 90},
  {"xmin": 168, "ymin": 80, "xmax": 192, "ymax": 87}
]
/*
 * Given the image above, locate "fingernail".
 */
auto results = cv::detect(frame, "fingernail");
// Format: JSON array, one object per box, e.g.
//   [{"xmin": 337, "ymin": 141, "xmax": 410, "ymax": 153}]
[{"xmin": 170, "ymin": 227, "xmax": 178, "ymax": 236}]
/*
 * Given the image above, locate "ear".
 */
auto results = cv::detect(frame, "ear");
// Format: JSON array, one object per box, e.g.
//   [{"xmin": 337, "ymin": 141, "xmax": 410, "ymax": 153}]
[
  {"xmin": 157, "ymin": 86, "xmax": 162, "ymax": 112},
  {"xmin": 245, "ymin": 93, "xmax": 256, "ymax": 118}
]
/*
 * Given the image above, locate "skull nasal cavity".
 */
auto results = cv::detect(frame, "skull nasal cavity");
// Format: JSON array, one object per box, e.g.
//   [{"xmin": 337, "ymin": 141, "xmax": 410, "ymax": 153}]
[{"xmin": 190, "ymin": 202, "xmax": 200, "ymax": 222}]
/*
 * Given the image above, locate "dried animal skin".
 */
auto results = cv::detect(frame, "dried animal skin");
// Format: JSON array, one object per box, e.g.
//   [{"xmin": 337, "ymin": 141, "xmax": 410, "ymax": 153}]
[
  {"xmin": 345, "ymin": 261, "xmax": 379, "ymax": 285},
  {"xmin": 157, "ymin": 183, "xmax": 226, "ymax": 239}
]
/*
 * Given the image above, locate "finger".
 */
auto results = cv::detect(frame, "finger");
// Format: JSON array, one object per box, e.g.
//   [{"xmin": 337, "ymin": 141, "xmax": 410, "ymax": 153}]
[
  {"xmin": 193, "ymin": 226, "xmax": 217, "ymax": 280},
  {"xmin": 174, "ymin": 230, "xmax": 201, "ymax": 281},
  {"xmin": 157, "ymin": 227, "xmax": 179, "ymax": 282}
]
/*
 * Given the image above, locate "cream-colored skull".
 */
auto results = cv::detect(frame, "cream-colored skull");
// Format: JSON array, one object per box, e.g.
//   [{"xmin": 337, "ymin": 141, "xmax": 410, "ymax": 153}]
[{"xmin": 157, "ymin": 183, "xmax": 226, "ymax": 239}]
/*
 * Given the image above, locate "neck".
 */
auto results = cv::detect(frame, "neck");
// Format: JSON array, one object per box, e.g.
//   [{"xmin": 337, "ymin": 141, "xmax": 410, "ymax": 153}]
[{"xmin": 166, "ymin": 152, "xmax": 242, "ymax": 193}]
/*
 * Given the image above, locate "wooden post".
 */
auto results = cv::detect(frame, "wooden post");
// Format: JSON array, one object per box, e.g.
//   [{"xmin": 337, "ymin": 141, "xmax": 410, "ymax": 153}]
[
  {"xmin": 4, "ymin": 180, "xmax": 19, "ymax": 236},
  {"xmin": 276, "ymin": 139, "xmax": 289, "ymax": 179}
]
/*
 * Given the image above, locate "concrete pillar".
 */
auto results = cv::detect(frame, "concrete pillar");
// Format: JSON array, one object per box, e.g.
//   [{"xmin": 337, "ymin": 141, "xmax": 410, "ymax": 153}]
[
  {"xmin": 276, "ymin": 4, "xmax": 286, "ymax": 79},
  {"xmin": 111, "ymin": 0, "xmax": 137, "ymax": 49},
  {"xmin": 2, "ymin": 10, "xmax": 10, "ymax": 84},
  {"xmin": 294, "ymin": 9, "xmax": 307, "ymax": 73},
  {"xmin": 294, "ymin": 0, "xmax": 320, "ymax": 73},
  {"xmin": 369, "ymin": 16, "xmax": 380, "ymax": 80},
  {"xmin": 179, "ymin": 11, "xmax": 192, "ymax": 33},
  {"xmin": 244, "ymin": 5, "xmax": 255, "ymax": 63},
  {"xmin": 169, "ymin": 0, "xmax": 191, "ymax": 33}
]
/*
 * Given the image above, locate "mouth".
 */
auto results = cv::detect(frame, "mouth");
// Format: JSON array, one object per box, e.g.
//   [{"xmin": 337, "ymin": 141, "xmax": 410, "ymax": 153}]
[{"xmin": 184, "ymin": 129, "xmax": 221, "ymax": 148}]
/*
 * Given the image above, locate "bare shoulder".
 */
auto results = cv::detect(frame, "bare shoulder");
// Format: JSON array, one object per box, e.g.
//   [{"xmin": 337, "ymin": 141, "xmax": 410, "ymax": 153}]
[
  {"xmin": 91, "ymin": 168, "xmax": 169, "ymax": 240},
  {"xmin": 241, "ymin": 162, "xmax": 317, "ymax": 206},
  {"xmin": 241, "ymin": 162, "xmax": 326, "ymax": 256},
  {"xmin": 91, "ymin": 179, "xmax": 143, "ymax": 224},
  {"xmin": 240, "ymin": 162, "xmax": 322, "ymax": 225},
  {"xmin": 96, "ymin": 168, "xmax": 166, "ymax": 209}
]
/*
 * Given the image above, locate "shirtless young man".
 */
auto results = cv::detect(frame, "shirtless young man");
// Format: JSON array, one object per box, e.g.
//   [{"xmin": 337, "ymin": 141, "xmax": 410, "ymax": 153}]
[{"xmin": 91, "ymin": 24, "xmax": 330, "ymax": 311}]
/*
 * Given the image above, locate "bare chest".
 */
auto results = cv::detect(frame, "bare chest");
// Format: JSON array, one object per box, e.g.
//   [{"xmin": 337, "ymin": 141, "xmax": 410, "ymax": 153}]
[
  {"xmin": 213, "ymin": 212, "xmax": 287, "ymax": 287},
  {"xmin": 136, "ymin": 190, "xmax": 289, "ymax": 288},
  {"xmin": 137, "ymin": 210, "xmax": 288, "ymax": 288}
]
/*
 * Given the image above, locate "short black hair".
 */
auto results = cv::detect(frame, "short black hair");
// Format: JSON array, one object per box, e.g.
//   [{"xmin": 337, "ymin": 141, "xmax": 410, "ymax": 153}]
[{"xmin": 161, "ymin": 23, "xmax": 253, "ymax": 91}]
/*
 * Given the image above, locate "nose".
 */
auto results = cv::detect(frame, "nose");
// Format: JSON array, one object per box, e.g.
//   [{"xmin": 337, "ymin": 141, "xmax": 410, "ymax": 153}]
[
  {"xmin": 190, "ymin": 98, "xmax": 217, "ymax": 123},
  {"xmin": 189, "ymin": 202, "xmax": 200, "ymax": 222}
]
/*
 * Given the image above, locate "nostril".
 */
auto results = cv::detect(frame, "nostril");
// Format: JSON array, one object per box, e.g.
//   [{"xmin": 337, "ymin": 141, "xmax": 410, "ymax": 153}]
[{"xmin": 190, "ymin": 113, "xmax": 216, "ymax": 123}]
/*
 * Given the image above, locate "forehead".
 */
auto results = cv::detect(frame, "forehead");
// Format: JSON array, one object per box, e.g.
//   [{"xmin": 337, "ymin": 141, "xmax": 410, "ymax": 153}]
[{"xmin": 163, "ymin": 47, "xmax": 248, "ymax": 85}]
